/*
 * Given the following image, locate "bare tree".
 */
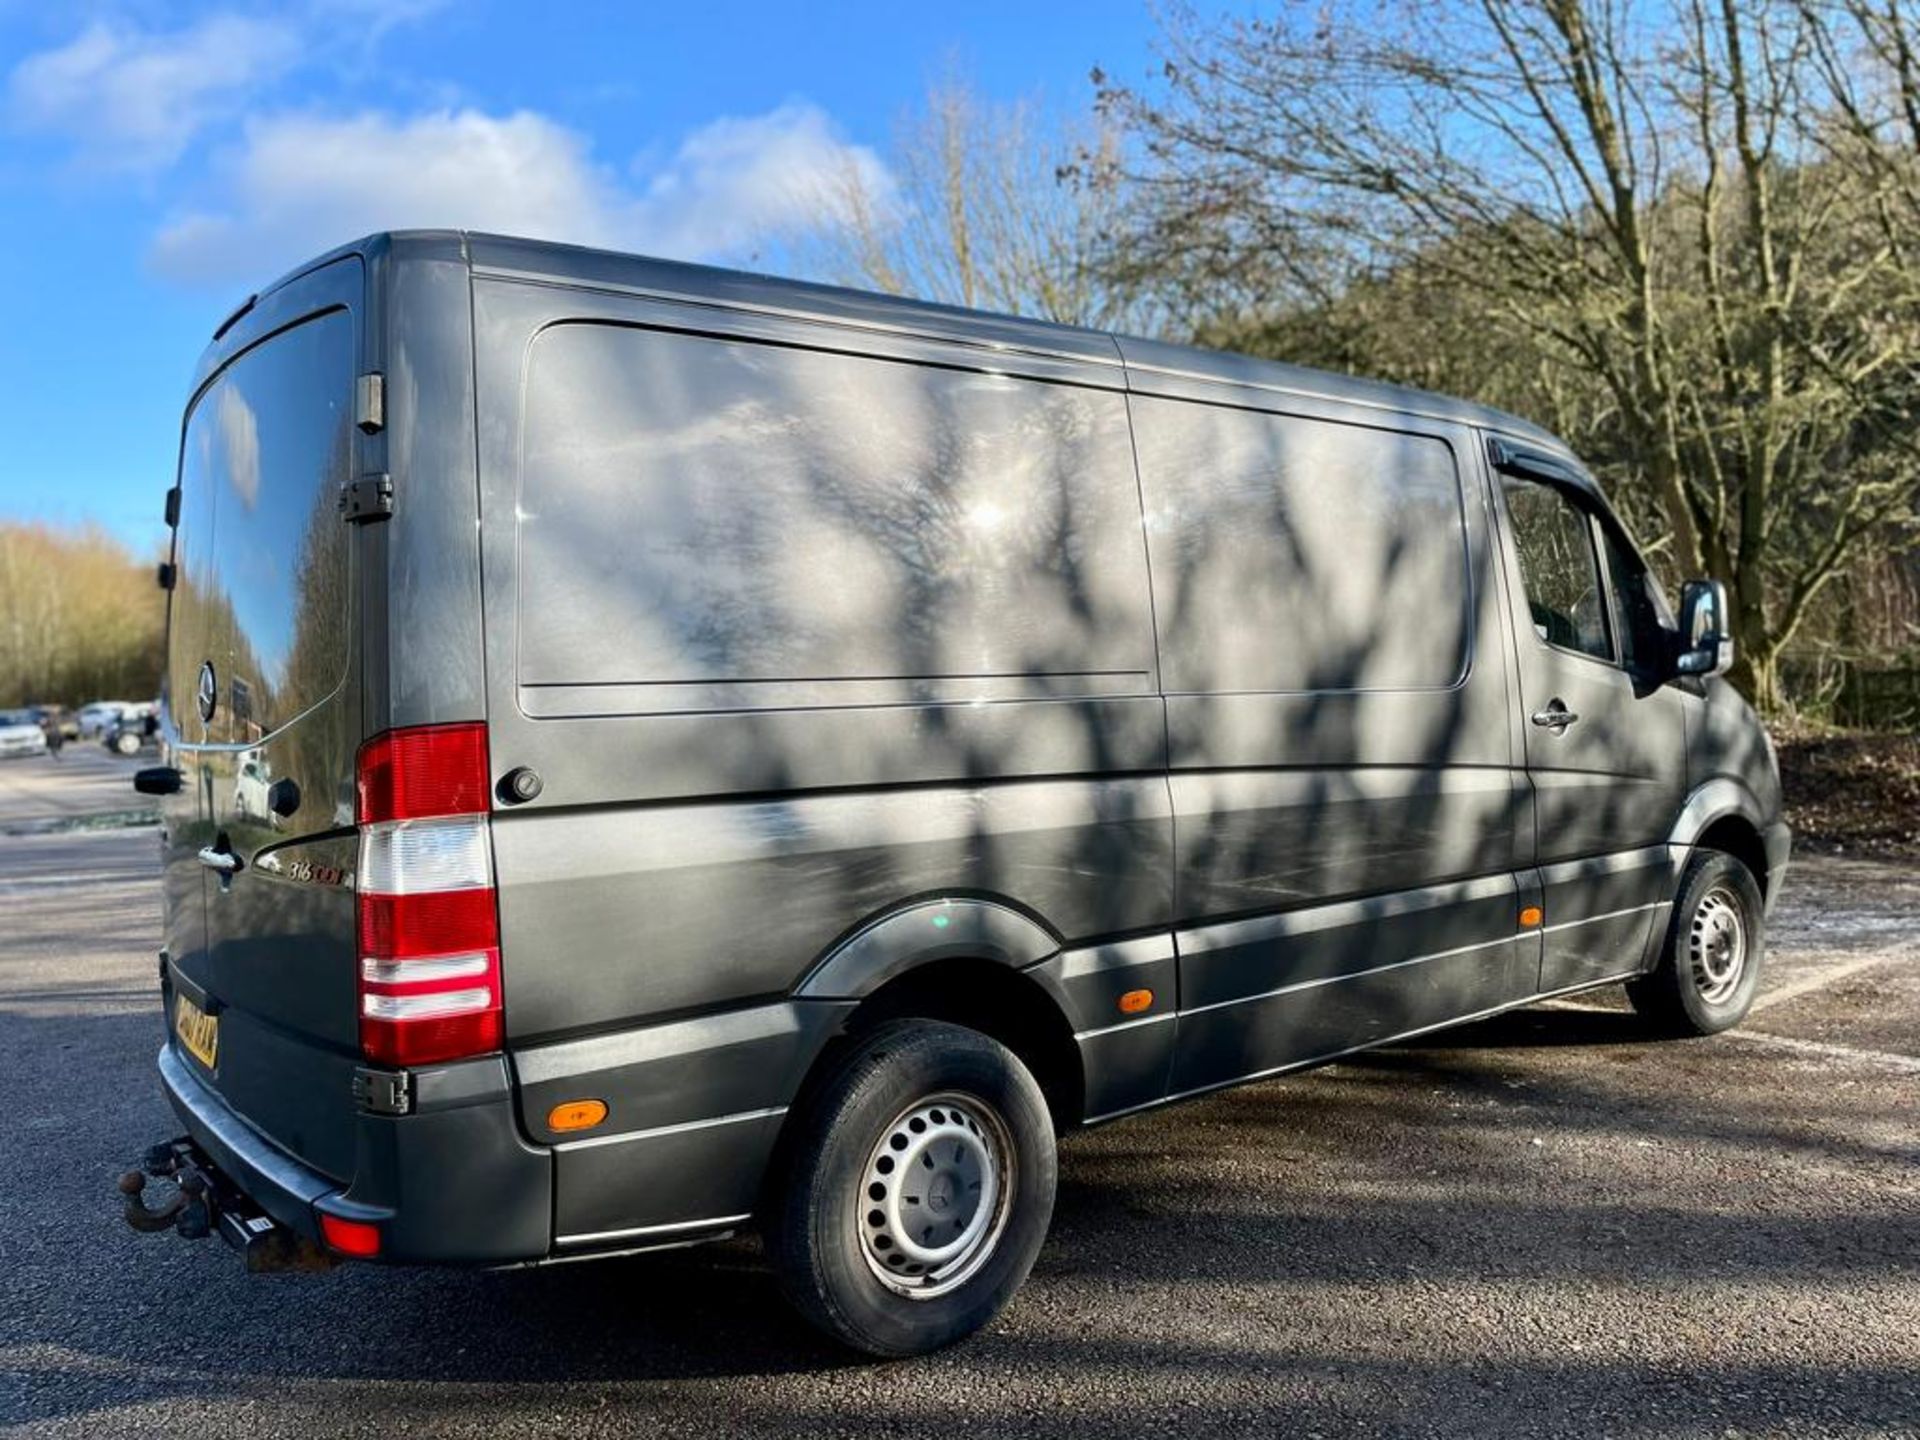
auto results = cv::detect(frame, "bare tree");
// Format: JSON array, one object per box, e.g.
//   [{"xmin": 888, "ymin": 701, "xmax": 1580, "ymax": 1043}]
[
  {"xmin": 800, "ymin": 79, "xmax": 1156, "ymax": 333},
  {"xmin": 1101, "ymin": 0, "xmax": 1920, "ymax": 708},
  {"xmin": 0, "ymin": 522, "xmax": 163, "ymax": 707}
]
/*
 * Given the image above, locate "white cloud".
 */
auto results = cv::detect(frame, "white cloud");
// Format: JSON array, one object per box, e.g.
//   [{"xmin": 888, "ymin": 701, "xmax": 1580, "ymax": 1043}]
[
  {"xmin": 306, "ymin": 0, "xmax": 454, "ymax": 41},
  {"xmin": 153, "ymin": 109, "xmax": 625, "ymax": 282},
  {"xmin": 7, "ymin": 14, "xmax": 300, "ymax": 172},
  {"xmin": 630, "ymin": 103, "xmax": 891, "ymax": 259},
  {"xmin": 151, "ymin": 102, "xmax": 890, "ymax": 286},
  {"xmin": 217, "ymin": 384, "xmax": 260, "ymax": 510}
]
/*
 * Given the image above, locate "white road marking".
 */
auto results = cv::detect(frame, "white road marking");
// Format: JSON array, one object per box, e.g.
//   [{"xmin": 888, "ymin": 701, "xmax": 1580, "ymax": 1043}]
[
  {"xmin": 1721, "ymin": 1028, "xmax": 1920, "ymax": 1074},
  {"xmin": 0, "ymin": 873, "xmax": 152, "ymax": 891},
  {"xmin": 1751, "ymin": 948, "xmax": 1914, "ymax": 1014},
  {"xmin": 1540, "ymin": 945, "xmax": 1914, "ymax": 1020}
]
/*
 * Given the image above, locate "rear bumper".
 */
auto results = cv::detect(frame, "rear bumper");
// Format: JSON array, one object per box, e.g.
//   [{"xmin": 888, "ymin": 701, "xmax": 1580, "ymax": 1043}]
[
  {"xmin": 157, "ymin": 1043, "xmax": 553, "ymax": 1264},
  {"xmin": 159, "ymin": 1044, "xmax": 334, "ymax": 1242}
]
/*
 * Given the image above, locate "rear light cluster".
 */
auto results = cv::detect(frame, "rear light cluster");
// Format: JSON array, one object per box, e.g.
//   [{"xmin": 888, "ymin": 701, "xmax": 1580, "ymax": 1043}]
[{"xmin": 355, "ymin": 723, "xmax": 502, "ymax": 1066}]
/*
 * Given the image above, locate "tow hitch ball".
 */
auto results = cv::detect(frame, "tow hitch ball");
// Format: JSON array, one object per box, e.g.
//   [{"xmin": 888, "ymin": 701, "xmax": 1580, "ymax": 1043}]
[{"xmin": 118, "ymin": 1143, "xmax": 212, "ymax": 1238}]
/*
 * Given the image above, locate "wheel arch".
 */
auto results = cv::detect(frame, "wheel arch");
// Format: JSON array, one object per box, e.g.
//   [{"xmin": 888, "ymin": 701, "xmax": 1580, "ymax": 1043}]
[
  {"xmin": 1670, "ymin": 778, "xmax": 1775, "ymax": 898},
  {"xmin": 1693, "ymin": 814, "xmax": 1770, "ymax": 898},
  {"xmin": 783, "ymin": 898, "xmax": 1085, "ymax": 1138}
]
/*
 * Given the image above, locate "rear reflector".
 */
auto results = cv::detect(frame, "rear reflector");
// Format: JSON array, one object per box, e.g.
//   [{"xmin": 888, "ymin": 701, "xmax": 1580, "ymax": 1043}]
[
  {"xmin": 320, "ymin": 1212, "xmax": 382, "ymax": 1258},
  {"xmin": 355, "ymin": 724, "xmax": 502, "ymax": 1067}
]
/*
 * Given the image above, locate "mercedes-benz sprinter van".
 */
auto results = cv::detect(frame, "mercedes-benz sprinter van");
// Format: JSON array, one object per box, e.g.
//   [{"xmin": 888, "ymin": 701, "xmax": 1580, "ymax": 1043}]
[{"xmin": 123, "ymin": 232, "xmax": 1788, "ymax": 1355}]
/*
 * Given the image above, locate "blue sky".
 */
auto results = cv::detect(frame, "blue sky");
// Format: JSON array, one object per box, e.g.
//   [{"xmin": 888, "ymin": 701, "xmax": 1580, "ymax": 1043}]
[{"xmin": 0, "ymin": 1, "xmax": 1165, "ymax": 556}]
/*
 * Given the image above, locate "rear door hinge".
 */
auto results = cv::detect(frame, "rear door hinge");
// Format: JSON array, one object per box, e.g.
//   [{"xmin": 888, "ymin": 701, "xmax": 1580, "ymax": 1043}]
[
  {"xmin": 355, "ymin": 372, "xmax": 385, "ymax": 434},
  {"xmin": 339, "ymin": 473, "xmax": 394, "ymax": 524},
  {"xmin": 351, "ymin": 1067, "xmax": 412, "ymax": 1116}
]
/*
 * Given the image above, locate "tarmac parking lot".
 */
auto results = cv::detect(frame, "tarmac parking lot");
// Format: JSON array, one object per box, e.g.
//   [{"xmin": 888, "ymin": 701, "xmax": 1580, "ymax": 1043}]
[{"xmin": 1, "ymin": 750, "xmax": 1915, "ymax": 1437}]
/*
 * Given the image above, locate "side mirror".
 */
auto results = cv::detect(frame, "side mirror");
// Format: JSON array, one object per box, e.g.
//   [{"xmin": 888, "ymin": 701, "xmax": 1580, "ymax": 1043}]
[
  {"xmin": 133, "ymin": 766, "xmax": 182, "ymax": 796},
  {"xmin": 1675, "ymin": 579, "xmax": 1734, "ymax": 677}
]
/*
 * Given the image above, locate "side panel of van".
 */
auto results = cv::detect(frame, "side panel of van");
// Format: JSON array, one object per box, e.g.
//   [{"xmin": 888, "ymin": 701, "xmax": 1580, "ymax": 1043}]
[
  {"xmin": 470, "ymin": 278, "xmax": 1175, "ymax": 1244},
  {"xmin": 1118, "ymin": 346, "xmax": 1533, "ymax": 1103}
]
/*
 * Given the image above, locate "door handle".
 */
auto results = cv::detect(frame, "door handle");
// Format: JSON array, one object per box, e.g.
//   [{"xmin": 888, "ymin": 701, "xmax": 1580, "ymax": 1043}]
[
  {"xmin": 1530, "ymin": 704, "xmax": 1580, "ymax": 732},
  {"xmin": 196, "ymin": 847, "xmax": 240, "ymax": 873}
]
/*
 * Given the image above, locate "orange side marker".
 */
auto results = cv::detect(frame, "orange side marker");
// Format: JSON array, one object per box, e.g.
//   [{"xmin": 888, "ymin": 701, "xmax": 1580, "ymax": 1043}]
[
  {"xmin": 1118, "ymin": 989, "xmax": 1155, "ymax": 1015},
  {"xmin": 1519, "ymin": 906, "xmax": 1544, "ymax": 928},
  {"xmin": 548, "ymin": 1099, "xmax": 609, "ymax": 1133}
]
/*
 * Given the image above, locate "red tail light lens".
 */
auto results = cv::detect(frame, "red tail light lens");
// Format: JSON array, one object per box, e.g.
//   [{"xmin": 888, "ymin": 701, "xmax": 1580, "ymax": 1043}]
[
  {"xmin": 355, "ymin": 723, "xmax": 501, "ymax": 1067},
  {"xmin": 356, "ymin": 723, "xmax": 492, "ymax": 824}
]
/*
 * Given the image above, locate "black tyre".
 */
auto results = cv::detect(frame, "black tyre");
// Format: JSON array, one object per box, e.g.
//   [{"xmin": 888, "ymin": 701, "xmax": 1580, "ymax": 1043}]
[
  {"xmin": 767, "ymin": 1018, "xmax": 1056, "ymax": 1357},
  {"xmin": 112, "ymin": 730, "xmax": 140, "ymax": 756},
  {"xmin": 1627, "ymin": 850, "xmax": 1765, "ymax": 1035}
]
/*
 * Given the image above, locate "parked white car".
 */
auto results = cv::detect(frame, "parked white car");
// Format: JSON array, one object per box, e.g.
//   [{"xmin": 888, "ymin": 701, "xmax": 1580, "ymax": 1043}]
[
  {"xmin": 233, "ymin": 755, "xmax": 273, "ymax": 820},
  {"xmin": 0, "ymin": 709, "xmax": 49, "ymax": 759}
]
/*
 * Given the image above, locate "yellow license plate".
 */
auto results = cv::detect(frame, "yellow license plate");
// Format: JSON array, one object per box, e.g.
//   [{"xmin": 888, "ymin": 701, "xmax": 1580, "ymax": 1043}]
[{"xmin": 174, "ymin": 993, "xmax": 219, "ymax": 1068}]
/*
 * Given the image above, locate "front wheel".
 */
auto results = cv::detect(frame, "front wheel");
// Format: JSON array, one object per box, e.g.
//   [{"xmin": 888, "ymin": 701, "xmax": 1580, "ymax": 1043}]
[
  {"xmin": 1628, "ymin": 850, "xmax": 1765, "ymax": 1035},
  {"xmin": 767, "ymin": 1019, "xmax": 1056, "ymax": 1356},
  {"xmin": 112, "ymin": 731, "xmax": 140, "ymax": 755}
]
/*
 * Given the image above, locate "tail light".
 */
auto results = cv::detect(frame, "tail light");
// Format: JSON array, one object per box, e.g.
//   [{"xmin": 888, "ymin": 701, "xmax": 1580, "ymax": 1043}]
[{"xmin": 354, "ymin": 723, "xmax": 501, "ymax": 1066}]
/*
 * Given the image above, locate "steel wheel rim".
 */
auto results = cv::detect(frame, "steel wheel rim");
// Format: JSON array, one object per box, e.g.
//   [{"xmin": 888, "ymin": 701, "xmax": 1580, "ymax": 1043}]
[
  {"xmin": 857, "ymin": 1091, "xmax": 1014, "ymax": 1301},
  {"xmin": 1689, "ymin": 885, "xmax": 1748, "ymax": 1004}
]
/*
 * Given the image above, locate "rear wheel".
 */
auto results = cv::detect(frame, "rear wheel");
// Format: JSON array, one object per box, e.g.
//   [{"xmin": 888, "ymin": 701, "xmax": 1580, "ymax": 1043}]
[
  {"xmin": 112, "ymin": 730, "xmax": 140, "ymax": 755},
  {"xmin": 767, "ymin": 1018, "xmax": 1055, "ymax": 1356},
  {"xmin": 1628, "ymin": 850, "xmax": 1765, "ymax": 1035}
]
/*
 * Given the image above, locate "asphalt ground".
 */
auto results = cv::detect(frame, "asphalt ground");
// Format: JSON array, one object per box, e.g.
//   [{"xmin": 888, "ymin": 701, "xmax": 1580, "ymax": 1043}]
[
  {"xmin": 0, "ymin": 747, "xmax": 154, "ymax": 832},
  {"xmin": 0, "ymin": 800, "xmax": 1915, "ymax": 1437}
]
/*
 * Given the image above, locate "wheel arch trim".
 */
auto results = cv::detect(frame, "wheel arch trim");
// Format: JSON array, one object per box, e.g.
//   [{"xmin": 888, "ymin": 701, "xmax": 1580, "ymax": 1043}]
[
  {"xmin": 1669, "ymin": 778, "xmax": 1766, "ymax": 853},
  {"xmin": 793, "ymin": 898, "xmax": 1062, "ymax": 1001}
]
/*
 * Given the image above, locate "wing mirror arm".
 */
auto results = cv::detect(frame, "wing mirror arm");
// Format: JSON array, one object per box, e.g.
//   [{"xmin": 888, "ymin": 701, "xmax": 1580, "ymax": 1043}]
[{"xmin": 1673, "ymin": 579, "xmax": 1735, "ymax": 678}]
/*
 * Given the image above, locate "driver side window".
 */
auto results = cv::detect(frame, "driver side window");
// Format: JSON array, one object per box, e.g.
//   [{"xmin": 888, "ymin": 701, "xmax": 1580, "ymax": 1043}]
[
  {"xmin": 1503, "ymin": 478, "xmax": 1611, "ymax": 661},
  {"xmin": 1600, "ymin": 528, "xmax": 1667, "ymax": 673}
]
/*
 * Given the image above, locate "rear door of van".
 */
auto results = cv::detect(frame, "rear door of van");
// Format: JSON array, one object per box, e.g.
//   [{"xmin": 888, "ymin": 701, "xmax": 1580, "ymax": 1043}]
[{"xmin": 161, "ymin": 257, "xmax": 366, "ymax": 1182}]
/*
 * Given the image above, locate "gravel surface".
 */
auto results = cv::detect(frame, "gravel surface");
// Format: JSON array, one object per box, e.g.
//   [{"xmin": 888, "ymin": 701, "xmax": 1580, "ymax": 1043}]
[{"xmin": 1, "ymin": 830, "xmax": 1915, "ymax": 1438}]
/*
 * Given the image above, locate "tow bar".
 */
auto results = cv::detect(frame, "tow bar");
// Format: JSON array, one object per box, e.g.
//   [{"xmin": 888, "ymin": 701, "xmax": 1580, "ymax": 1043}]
[{"xmin": 118, "ymin": 1137, "xmax": 336, "ymax": 1272}]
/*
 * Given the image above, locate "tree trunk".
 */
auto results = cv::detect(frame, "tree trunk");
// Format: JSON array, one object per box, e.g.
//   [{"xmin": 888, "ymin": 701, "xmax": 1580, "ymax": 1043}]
[{"xmin": 1732, "ymin": 624, "xmax": 1782, "ymax": 716}]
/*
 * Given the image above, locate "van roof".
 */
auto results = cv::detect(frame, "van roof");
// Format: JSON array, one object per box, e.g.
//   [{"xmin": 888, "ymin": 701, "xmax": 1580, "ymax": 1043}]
[{"xmin": 248, "ymin": 229, "xmax": 1568, "ymax": 452}]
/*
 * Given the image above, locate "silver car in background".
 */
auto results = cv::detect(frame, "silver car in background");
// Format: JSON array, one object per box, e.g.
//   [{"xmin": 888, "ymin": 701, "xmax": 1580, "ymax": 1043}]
[{"xmin": 0, "ymin": 710, "xmax": 49, "ymax": 759}]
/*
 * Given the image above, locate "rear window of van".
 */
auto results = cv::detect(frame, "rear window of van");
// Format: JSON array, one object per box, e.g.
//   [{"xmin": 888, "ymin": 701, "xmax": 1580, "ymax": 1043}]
[{"xmin": 167, "ymin": 311, "xmax": 353, "ymax": 743}]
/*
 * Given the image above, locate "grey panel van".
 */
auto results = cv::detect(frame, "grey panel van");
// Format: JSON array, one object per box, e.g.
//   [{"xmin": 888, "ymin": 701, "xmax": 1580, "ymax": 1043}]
[{"xmin": 123, "ymin": 232, "xmax": 1789, "ymax": 1355}]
